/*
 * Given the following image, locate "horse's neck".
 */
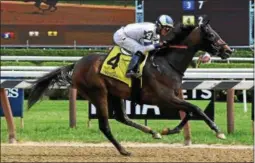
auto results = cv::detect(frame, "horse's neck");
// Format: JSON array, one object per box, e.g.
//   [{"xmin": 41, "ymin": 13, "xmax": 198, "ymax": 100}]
[
  {"xmin": 182, "ymin": 27, "xmax": 202, "ymax": 47},
  {"xmin": 164, "ymin": 27, "xmax": 201, "ymax": 75}
]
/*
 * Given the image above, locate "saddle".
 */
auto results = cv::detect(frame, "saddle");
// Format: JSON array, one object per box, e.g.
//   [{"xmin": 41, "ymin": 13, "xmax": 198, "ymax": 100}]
[
  {"xmin": 100, "ymin": 46, "xmax": 149, "ymax": 105},
  {"xmin": 100, "ymin": 46, "xmax": 148, "ymax": 87}
]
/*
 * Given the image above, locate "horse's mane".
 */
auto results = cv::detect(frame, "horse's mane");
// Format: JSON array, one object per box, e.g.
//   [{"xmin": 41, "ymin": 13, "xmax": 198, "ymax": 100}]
[
  {"xmin": 152, "ymin": 23, "xmax": 198, "ymax": 70},
  {"xmin": 154, "ymin": 23, "xmax": 197, "ymax": 56},
  {"xmin": 168, "ymin": 23, "xmax": 197, "ymax": 45}
]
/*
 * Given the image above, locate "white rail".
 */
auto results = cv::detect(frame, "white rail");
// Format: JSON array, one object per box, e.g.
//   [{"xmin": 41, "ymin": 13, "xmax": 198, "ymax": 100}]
[
  {"xmin": 1, "ymin": 66, "xmax": 253, "ymax": 73},
  {"xmin": 0, "ymin": 79, "xmax": 253, "ymax": 90},
  {"xmin": 1, "ymin": 45, "xmax": 253, "ymax": 49},
  {"xmin": 0, "ymin": 70, "xmax": 253, "ymax": 79},
  {"xmin": 1, "ymin": 56, "xmax": 254, "ymax": 62}
]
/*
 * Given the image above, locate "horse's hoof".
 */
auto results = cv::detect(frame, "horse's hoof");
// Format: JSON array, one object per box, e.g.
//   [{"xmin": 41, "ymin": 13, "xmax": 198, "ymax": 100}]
[
  {"xmin": 161, "ymin": 128, "xmax": 169, "ymax": 135},
  {"xmin": 184, "ymin": 139, "xmax": 192, "ymax": 146},
  {"xmin": 152, "ymin": 132, "xmax": 162, "ymax": 139},
  {"xmin": 216, "ymin": 133, "xmax": 226, "ymax": 139},
  {"xmin": 120, "ymin": 150, "xmax": 131, "ymax": 156},
  {"xmin": 161, "ymin": 128, "xmax": 180, "ymax": 135}
]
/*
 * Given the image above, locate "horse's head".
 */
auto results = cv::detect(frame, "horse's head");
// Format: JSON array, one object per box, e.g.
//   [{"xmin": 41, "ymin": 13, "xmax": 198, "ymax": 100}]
[
  {"xmin": 153, "ymin": 21, "xmax": 233, "ymax": 74},
  {"xmin": 199, "ymin": 20, "xmax": 233, "ymax": 59}
]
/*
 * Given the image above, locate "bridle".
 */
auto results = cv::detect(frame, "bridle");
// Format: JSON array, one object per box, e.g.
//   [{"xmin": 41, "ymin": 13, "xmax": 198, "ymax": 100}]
[
  {"xmin": 211, "ymin": 37, "xmax": 228, "ymax": 56},
  {"xmin": 200, "ymin": 24, "xmax": 227, "ymax": 56}
]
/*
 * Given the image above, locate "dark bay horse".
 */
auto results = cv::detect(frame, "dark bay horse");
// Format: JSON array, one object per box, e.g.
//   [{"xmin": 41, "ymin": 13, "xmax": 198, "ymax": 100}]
[
  {"xmin": 24, "ymin": 0, "xmax": 58, "ymax": 12},
  {"xmin": 28, "ymin": 22, "xmax": 232, "ymax": 156}
]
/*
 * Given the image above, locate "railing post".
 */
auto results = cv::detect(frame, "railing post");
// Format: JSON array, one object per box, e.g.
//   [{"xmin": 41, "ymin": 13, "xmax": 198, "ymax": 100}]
[
  {"xmin": 0, "ymin": 88, "xmax": 16, "ymax": 143},
  {"xmin": 69, "ymin": 87, "xmax": 77, "ymax": 128},
  {"xmin": 251, "ymin": 90, "xmax": 254, "ymax": 135},
  {"xmin": 26, "ymin": 40, "xmax": 29, "ymax": 49},
  {"xmin": 74, "ymin": 40, "xmax": 77, "ymax": 50},
  {"xmin": 242, "ymin": 78, "xmax": 248, "ymax": 112},
  {"xmin": 227, "ymin": 89, "xmax": 235, "ymax": 134}
]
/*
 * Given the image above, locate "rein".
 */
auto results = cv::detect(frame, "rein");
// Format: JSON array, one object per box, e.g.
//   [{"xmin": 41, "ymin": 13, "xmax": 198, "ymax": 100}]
[
  {"xmin": 150, "ymin": 50, "xmax": 162, "ymax": 73},
  {"xmin": 169, "ymin": 45, "xmax": 188, "ymax": 49}
]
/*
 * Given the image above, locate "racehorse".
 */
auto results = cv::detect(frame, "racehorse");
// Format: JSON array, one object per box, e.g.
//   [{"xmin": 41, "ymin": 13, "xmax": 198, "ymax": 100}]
[
  {"xmin": 27, "ymin": 21, "xmax": 233, "ymax": 156},
  {"xmin": 24, "ymin": 0, "xmax": 58, "ymax": 12}
]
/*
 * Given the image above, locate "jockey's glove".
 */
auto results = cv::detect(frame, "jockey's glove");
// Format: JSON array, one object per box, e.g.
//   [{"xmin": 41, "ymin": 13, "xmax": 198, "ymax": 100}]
[
  {"xmin": 162, "ymin": 41, "xmax": 169, "ymax": 47},
  {"xmin": 154, "ymin": 43, "xmax": 162, "ymax": 49}
]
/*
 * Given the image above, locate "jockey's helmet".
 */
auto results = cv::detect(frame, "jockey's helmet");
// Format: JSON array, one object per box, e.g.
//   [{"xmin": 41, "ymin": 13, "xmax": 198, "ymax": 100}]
[{"xmin": 156, "ymin": 15, "xmax": 174, "ymax": 34}]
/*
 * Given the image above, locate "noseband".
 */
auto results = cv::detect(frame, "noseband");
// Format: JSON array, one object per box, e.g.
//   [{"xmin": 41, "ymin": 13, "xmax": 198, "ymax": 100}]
[{"xmin": 211, "ymin": 39, "xmax": 227, "ymax": 55}]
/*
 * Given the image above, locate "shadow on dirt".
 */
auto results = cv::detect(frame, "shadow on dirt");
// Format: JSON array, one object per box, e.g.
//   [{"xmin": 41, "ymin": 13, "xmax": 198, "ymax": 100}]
[{"xmin": 24, "ymin": 11, "xmax": 45, "ymax": 15}]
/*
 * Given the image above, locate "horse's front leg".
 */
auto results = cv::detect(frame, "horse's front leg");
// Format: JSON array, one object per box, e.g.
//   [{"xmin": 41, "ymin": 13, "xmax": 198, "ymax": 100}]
[
  {"xmin": 158, "ymin": 88, "xmax": 190, "ymax": 135},
  {"xmin": 161, "ymin": 112, "xmax": 191, "ymax": 135},
  {"xmin": 159, "ymin": 91, "xmax": 226, "ymax": 140}
]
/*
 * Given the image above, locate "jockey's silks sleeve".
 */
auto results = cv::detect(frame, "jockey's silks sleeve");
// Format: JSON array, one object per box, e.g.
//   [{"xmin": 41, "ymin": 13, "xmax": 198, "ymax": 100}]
[{"xmin": 123, "ymin": 22, "xmax": 160, "ymax": 48}]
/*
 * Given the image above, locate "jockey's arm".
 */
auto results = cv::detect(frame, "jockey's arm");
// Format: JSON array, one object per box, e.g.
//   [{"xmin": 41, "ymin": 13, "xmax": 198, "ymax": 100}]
[
  {"xmin": 142, "ymin": 34, "xmax": 161, "ymax": 52},
  {"xmin": 143, "ymin": 40, "xmax": 161, "ymax": 52}
]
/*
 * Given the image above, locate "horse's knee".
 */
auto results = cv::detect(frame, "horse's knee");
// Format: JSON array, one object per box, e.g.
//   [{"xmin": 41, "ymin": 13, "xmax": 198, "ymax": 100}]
[{"xmin": 115, "ymin": 115, "xmax": 130, "ymax": 124}]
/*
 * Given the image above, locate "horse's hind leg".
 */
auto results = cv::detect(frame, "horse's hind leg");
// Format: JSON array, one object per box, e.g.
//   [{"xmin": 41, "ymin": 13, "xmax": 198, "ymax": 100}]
[
  {"xmin": 109, "ymin": 94, "xmax": 161, "ymax": 139},
  {"xmin": 80, "ymin": 88, "xmax": 131, "ymax": 156}
]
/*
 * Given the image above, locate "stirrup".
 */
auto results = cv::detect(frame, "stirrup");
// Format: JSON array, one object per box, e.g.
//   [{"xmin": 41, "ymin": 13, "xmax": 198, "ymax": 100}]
[{"xmin": 126, "ymin": 70, "xmax": 139, "ymax": 78}]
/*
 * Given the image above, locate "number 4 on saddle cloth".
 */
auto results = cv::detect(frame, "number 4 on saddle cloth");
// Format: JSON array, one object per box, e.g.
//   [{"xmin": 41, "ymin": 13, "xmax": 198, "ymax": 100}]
[{"xmin": 100, "ymin": 46, "xmax": 148, "ymax": 87}]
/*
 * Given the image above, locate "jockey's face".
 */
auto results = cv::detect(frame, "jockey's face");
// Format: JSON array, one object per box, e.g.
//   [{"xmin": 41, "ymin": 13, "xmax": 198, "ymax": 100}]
[{"xmin": 160, "ymin": 26, "xmax": 173, "ymax": 36}]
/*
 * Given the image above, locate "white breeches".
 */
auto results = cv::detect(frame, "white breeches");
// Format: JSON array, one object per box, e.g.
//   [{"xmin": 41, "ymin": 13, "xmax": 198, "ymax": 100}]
[{"xmin": 113, "ymin": 28, "xmax": 147, "ymax": 54}]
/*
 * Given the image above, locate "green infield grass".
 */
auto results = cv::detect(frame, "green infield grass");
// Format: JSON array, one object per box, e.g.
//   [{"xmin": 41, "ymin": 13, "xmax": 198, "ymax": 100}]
[{"xmin": 1, "ymin": 100, "xmax": 253, "ymax": 145}]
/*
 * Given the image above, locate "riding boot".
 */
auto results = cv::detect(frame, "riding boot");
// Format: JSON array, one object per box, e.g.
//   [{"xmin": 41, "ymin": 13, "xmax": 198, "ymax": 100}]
[{"xmin": 126, "ymin": 51, "xmax": 143, "ymax": 78}]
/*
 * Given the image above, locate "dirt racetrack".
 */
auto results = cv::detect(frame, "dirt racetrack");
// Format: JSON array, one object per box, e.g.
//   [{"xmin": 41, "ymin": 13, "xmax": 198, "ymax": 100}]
[{"xmin": 1, "ymin": 142, "xmax": 253, "ymax": 162}]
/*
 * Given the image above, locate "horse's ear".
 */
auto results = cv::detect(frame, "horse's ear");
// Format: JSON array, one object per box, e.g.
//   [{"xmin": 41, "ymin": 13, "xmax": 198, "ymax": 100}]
[
  {"xmin": 203, "ymin": 15, "xmax": 210, "ymax": 25},
  {"xmin": 205, "ymin": 19, "xmax": 210, "ymax": 25}
]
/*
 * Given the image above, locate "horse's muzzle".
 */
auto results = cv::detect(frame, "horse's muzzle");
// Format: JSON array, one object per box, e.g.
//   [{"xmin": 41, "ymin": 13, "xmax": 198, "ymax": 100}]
[
  {"xmin": 219, "ymin": 49, "xmax": 232, "ymax": 59},
  {"xmin": 223, "ymin": 45, "xmax": 233, "ymax": 55}
]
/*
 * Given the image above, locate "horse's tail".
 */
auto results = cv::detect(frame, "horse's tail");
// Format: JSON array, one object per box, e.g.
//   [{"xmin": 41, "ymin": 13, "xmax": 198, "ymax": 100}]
[{"xmin": 27, "ymin": 63, "xmax": 75, "ymax": 110}]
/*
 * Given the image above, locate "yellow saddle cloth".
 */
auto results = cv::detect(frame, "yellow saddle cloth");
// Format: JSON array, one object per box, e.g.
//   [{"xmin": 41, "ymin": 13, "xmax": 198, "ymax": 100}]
[{"xmin": 100, "ymin": 46, "xmax": 148, "ymax": 87}]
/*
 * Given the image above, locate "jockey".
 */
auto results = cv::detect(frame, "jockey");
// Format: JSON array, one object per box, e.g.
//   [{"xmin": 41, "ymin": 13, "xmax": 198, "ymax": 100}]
[{"xmin": 113, "ymin": 14, "xmax": 174, "ymax": 78}]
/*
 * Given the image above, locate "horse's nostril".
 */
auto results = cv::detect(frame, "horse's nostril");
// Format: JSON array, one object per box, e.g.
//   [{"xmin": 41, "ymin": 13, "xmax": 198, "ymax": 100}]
[{"xmin": 225, "ymin": 48, "xmax": 233, "ymax": 55}]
